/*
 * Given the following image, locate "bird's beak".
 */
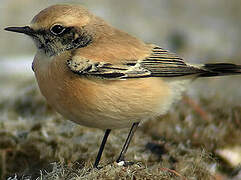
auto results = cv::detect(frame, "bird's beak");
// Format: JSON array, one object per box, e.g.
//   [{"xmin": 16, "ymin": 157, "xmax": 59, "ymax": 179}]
[{"xmin": 4, "ymin": 26, "xmax": 36, "ymax": 37}]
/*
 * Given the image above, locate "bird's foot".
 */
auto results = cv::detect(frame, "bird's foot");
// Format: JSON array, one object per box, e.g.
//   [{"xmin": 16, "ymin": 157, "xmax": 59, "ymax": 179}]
[
  {"xmin": 93, "ymin": 164, "xmax": 104, "ymax": 170},
  {"xmin": 116, "ymin": 160, "xmax": 135, "ymax": 167}
]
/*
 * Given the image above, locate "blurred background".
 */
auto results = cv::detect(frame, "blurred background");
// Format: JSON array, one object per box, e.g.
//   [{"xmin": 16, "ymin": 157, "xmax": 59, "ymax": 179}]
[{"xmin": 1, "ymin": 0, "xmax": 241, "ymax": 101}]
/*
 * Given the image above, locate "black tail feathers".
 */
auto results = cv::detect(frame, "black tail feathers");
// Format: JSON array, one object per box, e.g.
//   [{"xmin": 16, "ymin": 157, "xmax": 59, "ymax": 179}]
[{"xmin": 199, "ymin": 63, "xmax": 241, "ymax": 77}]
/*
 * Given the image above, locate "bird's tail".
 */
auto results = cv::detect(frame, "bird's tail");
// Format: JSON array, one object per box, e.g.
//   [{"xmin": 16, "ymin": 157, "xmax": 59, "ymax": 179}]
[{"xmin": 198, "ymin": 63, "xmax": 241, "ymax": 77}]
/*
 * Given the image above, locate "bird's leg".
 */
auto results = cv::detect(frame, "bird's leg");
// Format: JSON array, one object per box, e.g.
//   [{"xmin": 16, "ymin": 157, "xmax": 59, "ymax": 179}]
[
  {"xmin": 94, "ymin": 129, "xmax": 111, "ymax": 169},
  {"xmin": 116, "ymin": 122, "xmax": 139, "ymax": 165}
]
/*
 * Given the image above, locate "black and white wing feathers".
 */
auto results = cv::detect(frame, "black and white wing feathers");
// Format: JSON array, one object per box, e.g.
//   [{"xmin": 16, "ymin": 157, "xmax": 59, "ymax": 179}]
[{"xmin": 67, "ymin": 46, "xmax": 209, "ymax": 79}]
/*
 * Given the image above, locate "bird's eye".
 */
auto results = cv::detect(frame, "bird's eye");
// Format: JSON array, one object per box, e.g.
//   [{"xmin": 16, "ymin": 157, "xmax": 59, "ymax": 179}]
[{"xmin": 50, "ymin": 24, "xmax": 65, "ymax": 35}]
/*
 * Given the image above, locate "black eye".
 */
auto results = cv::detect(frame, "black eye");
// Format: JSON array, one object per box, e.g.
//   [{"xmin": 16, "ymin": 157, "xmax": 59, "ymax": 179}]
[{"xmin": 50, "ymin": 24, "xmax": 65, "ymax": 35}]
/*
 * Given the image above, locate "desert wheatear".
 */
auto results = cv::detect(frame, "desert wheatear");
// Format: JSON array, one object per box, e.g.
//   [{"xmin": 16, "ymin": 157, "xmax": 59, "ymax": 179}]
[{"xmin": 5, "ymin": 4, "xmax": 241, "ymax": 168}]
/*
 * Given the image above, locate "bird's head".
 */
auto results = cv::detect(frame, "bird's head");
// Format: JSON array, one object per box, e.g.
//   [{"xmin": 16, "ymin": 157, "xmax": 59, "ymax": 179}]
[{"xmin": 4, "ymin": 4, "xmax": 104, "ymax": 56}]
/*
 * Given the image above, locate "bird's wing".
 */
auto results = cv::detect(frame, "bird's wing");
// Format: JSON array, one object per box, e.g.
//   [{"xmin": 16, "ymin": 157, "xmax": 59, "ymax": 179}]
[
  {"xmin": 67, "ymin": 46, "xmax": 204, "ymax": 79},
  {"xmin": 139, "ymin": 46, "xmax": 204, "ymax": 77}
]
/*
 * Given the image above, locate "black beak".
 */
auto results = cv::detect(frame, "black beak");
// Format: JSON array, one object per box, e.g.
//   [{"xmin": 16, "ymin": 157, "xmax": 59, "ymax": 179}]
[{"xmin": 4, "ymin": 26, "xmax": 36, "ymax": 36}]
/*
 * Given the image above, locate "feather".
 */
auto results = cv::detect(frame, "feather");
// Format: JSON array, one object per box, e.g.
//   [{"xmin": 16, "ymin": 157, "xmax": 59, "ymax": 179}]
[{"xmin": 67, "ymin": 46, "xmax": 240, "ymax": 79}]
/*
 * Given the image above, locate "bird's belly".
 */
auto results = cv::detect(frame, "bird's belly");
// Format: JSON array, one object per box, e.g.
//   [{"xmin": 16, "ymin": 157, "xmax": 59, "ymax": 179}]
[{"xmin": 34, "ymin": 58, "xmax": 176, "ymax": 129}]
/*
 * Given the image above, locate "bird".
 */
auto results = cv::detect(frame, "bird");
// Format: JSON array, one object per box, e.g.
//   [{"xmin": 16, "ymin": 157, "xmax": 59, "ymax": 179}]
[{"xmin": 5, "ymin": 4, "xmax": 241, "ymax": 168}]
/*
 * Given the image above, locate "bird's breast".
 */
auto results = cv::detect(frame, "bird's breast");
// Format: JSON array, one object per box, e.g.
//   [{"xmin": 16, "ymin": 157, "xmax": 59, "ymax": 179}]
[{"xmin": 33, "ymin": 52, "xmax": 177, "ymax": 129}]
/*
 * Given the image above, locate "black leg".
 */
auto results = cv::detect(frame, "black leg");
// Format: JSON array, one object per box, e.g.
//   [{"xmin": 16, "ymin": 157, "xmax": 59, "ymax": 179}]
[
  {"xmin": 116, "ymin": 122, "xmax": 139, "ymax": 163},
  {"xmin": 94, "ymin": 129, "xmax": 111, "ymax": 168}
]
